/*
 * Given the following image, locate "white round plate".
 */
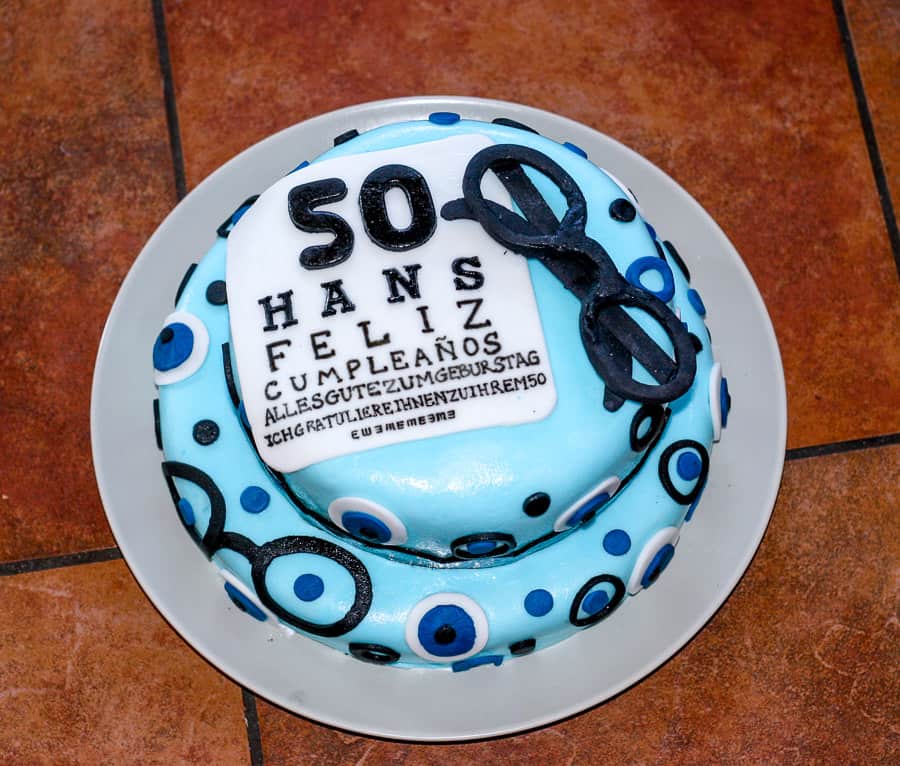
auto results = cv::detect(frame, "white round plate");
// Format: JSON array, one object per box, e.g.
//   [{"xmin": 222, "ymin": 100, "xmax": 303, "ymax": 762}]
[{"xmin": 92, "ymin": 97, "xmax": 786, "ymax": 741}]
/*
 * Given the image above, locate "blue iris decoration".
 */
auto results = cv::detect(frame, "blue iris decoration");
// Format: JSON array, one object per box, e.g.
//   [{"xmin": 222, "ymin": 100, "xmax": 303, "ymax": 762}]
[
  {"xmin": 602, "ymin": 529, "xmax": 631, "ymax": 556},
  {"xmin": 583, "ymin": 589, "xmax": 610, "ymax": 615},
  {"xmin": 341, "ymin": 511, "xmax": 392, "ymax": 543},
  {"xmin": 293, "ymin": 573, "xmax": 325, "ymax": 602},
  {"xmin": 153, "ymin": 323, "xmax": 193, "ymax": 371},
  {"xmin": 524, "ymin": 589, "xmax": 554, "ymax": 617},
  {"xmin": 676, "ymin": 451, "xmax": 703, "ymax": 481},
  {"xmin": 567, "ymin": 492, "xmax": 610, "ymax": 527},
  {"xmin": 721, "ymin": 376, "xmax": 731, "ymax": 427},
  {"xmin": 625, "ymin": 256, "xmax": 675, "ymax": 303},
  {"xmin": 465, "ymin": 540, "xmax": 497, "ymax": 555},
  {"xmin": 224, "ymin": 582, "xmax": 267, "ymax": 622},
  {"xmin": 641, "ymin": 543, "xmax": 676, "ymax": 588},
  {"xmin": 417, "ymin": 604, "xmax": 477, "ymax": 657},
  {"xmin": 687, "ymin": 288, "xmax": 706, "ymax": 316}
]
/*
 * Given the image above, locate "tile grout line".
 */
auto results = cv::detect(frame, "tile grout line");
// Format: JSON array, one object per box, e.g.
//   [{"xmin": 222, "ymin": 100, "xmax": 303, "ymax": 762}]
[
  {"xmin": 832, "ymin": 0, "xmax": 900, "ymax": 277},
  {"xmin": 0, "ymin": 547, "xmax": 122, "ymax": 577},
  {"xmin": 151, "ymin": 0, "xmax": 188, "ymax": 201},
  {"xmin": 242, "ymin": 688, "xmax": 265, "ymax": 766},
  {"xmin": 785, "ymin": 431, "xmax": 900, "ymax": 461}
]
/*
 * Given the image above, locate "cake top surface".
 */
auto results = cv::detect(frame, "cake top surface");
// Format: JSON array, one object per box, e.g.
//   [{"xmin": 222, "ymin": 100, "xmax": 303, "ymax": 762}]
[{"xmin": 214, "ymin": 117, "xmax": 705, "ymax": 564}]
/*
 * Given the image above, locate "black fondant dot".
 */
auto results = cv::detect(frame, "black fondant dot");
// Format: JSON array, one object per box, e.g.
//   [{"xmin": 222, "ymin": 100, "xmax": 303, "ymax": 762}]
[
  {"xmin": 523, "ymin": 492, "xmax": 551, "ymax": 517},
  {"xmin": 193, "ymin": 419, "xmax": 220, "ymax": 445},
  {"xmin": 159, "ymin": 326, "xmax": 174, "ymax": 343},
  {"xmin": 510, "ymin": 638, "xmax": 537, "ymax": 656},
  {"xmin": 434, "ymin": 625, "xmax": 457, "ymax": 645},
  {"xmin": 690, "ymin": 333, "xmax": 703, "ymax": 352},
  {"xmin": 333, "ymin": 128, "xmax": 359, "ymax": 146},
  {"xmin": 348, "ymin": 642, "xmax": 400, "ymax": 665},
  {"xmin": 206, "ymin": 280, "xmax": 227, "ymax": 305},
  {"xmin": 609, "ymin": 198, "xmax": 636, "ymax": 222}
]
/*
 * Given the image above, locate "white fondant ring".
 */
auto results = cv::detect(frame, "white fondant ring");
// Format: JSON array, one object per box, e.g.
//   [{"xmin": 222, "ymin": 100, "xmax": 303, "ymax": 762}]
[
  {"xmin": 328, "ymin": 497, "xmax": 408, "ymax": 545},
  {"xmin": 153, "ymin": 310, "xmax": 210, "ymax": 386},
  {"xmin": 709, "ymin": 362, "xmax": 723, "ymax": 442},
  {"xmin": 553, "ymin": 476, "xmax": 622, "ymax": 532},
  {"xmin": 627, "ymin": 526, "xmax": 680, "ymax": 595},
  {"xmin": 405, "ymin": 592, "xmax": 489, "ymax": 663}
]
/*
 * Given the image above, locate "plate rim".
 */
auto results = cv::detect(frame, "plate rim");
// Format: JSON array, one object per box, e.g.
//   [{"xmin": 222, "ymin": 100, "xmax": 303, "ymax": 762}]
[{"xmin": 91, "ymin": 95, "xmax": 787, "ymax": 741}]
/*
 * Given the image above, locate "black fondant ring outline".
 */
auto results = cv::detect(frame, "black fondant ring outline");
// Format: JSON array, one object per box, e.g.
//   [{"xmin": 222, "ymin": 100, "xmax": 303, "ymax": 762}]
[
  {"xmin": 629, "ymin": 403, "xmax": 666, "ymax": 452},
  {"xmin": 450, "ymin": 532, "xmax": 517, "ymax": 560},
  {"xmin": 441, "ymin": 144, "xmax": 696, "ymax": 406},
  {"xmin": 657, "ymin": 439, "xmax": 710, "ymax": 505},
  {"xmin": 568, "ymin": 574, "xmax": 626, "ymax": 627},
  {"xmin": 161, "ymin": 461, "xmax": 227, "ymax": 555},
  {"xmin": 251, "ymin": 536, "xmax": 373, "ymax": 637}
]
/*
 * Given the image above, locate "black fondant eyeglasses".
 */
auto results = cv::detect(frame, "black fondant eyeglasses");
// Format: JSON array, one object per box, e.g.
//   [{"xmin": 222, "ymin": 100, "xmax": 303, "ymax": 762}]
[{"xmin": 441, "ymin": 144, "xmax": 696, "ymax": 410}]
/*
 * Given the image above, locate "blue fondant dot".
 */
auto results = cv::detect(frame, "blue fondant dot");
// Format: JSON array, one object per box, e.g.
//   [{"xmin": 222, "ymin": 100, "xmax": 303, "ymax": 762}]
[
  {"xmin": 290, "ymin": 159, "xmax": 310, "ymax": 173},
  {"xmin": 685, "ymin": 484, "xmax": 706, "ymax": 522},
  {"xmin": 176, "ymin": 498, "xmax": 195, "ymax": 526},
  {"xmin": 562, "ymin": 141, "xmax": 587, "ymax": 158},
  {"xmin": 223, "ymin": 582, "xmax": 267, "ymax": 622},
  {"xmin": 641, "ymin": 543, "xmax": 676, "ymax": 588},
  {"xmin": 583, "ymin": 589, "xmax": 610, "ymax": 615},
  {"xmin": 428, "ymin": 111, "xmax": 460, "ymax": 125},
  {"xmin": 466, "ymin": 540, "xmax": 497, "ymax": 555},
  {"xmin": 625, "ymin": 256, "xmax": 675, "ymax": 303},
  {"xmin": 153, "ymin": 322, "xmax": 193, "ymax": 371},
  {"xmin": 645, "ymin": 221, "xmax": 657, "ymax": 239},
  {"xmin": 418, "ymin": 604, "xmax": 476, "ymax": 657},
  {"xmin": 676, "ymin": 451, "xmax": 703, "ymax": 481},
  {"xmin": 603, "ymin": 529, "xmax": 631, "ymax": 556},
  {"xmin": 342, "ymin": 511, "xmax": 392, "ymax": 543},
  {"xmin": 240, "ymin": 486, "xmax": 270, "ymax": 514},
  {"xmin": 567, "ymin": 492, "xmax": 610, "ymax": 527},
  {"xmin": 293, "ymin": 573, "xmax": 325, "ymax": 602},
  {"xmin": 524, "ymin": 589, "xmax": 554, "ymax": 617},
  {"xmin": 452, "ymin": 655, "xmax": 503, "ymax": 672},
  {"xmin": 687, "ymin": 288, "xmax": 707, "ymax": 316},
  {"xmin": 721, "ymin": 377, "xmax": 731, "ymax": 427}
]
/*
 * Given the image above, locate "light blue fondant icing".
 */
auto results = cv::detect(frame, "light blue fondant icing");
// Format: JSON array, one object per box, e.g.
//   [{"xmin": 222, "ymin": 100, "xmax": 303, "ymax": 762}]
[{"xmin": 155, "ymin": 118, "xmax": 723, "ymax": 668}]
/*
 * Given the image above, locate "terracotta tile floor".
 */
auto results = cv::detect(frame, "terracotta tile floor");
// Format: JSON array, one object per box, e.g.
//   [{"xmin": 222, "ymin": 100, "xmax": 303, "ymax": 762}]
[{"xmin": 1, "ymin": 0, "xmax": 897, "ymax": 762}]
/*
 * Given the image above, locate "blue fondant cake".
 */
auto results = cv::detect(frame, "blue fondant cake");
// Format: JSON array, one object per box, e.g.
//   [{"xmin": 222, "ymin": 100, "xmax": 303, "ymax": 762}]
[{"xmin": 153, "ymin": 115, "xmax": 730, "ymax": 669}]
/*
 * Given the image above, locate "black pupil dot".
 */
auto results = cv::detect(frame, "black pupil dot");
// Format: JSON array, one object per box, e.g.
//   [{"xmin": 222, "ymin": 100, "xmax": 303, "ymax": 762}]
[
  {"xmin": 160, "ymin": 327, "xmax": 174, "ymax": 343},
  {"xmin": 360, "ymin": 526, "xmax": 379, "ymax": 540},
  {"xmin": 524, "ymin": 492, "xmax": 551, "ymax": 517},
  {"xmin": 609, "ymin": 198, "xmax": 636, "ymax": 222},
  {"xmin": 647, "ymin": 564, "xmax": 662, "ymax": 584},
  {"xmin": 434, "ymin": 625, "xmax": 456, "ymax": 645}
]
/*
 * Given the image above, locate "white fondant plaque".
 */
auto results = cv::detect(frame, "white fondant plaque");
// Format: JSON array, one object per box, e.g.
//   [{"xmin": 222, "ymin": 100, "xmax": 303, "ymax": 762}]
[{"xmin": 227, "ymin": 135, "xmax": 557, "ymax": 472}]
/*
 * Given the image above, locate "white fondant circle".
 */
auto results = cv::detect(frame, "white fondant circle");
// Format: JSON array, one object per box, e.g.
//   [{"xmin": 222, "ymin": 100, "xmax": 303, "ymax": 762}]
[
  {"xmin": 405, "ymin": 592, "xmax": 489, "ymax": 663},
  {"xmin": 327, "ymin": 496, "xmax": 408, "ymax": 545},
  {"xmin": 553, "ymin": 476, "xmax": 622, "ymax": 532},
  {"xmin": 627, "ymin": 526, "xmax": 681, "ymax": 595},
  {"xmin": 709, "ymin": 362, "xmax": 723, "ymax": 442},
  {"xmin": 153, "ymin": 310, "xmax": 209, "ymax": 386}
]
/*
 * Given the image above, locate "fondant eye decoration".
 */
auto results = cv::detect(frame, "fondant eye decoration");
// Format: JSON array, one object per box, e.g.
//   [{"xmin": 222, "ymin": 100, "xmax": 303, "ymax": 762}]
[
  {"xmin": 327, "ymin": 497, "xmax": 408, "ymax": 545},
  {"xmin": 628, "ymin": 526, "xmax": 680, "ymax": 595},
  {"xmin": 153, "ymin": 311, "xmax": 209, "ymax": 385},
  {"xmin": 569, "ymin": 574, "xmax": 626, "ymax": 627},
  {"xmin": 221, "ymin": 571, "xmax": 268, "ymax": 623},
  {"xmin": 658, "ymin": 440, "xmax": 709, "ymax": 510},
  {"xmin": 553, "ymin": 476, "xmax": 621, "ymax": 532},
  {"xmin": 451, "ymin": 532, "xmax": 516, "ymax": 559},
  {"xmin": 405, "ymin": 593, "xmax": 489, "ymax": 663},
  {"xmin": 709, "ymin": 362, "xmax": 730, "ymax": 442}
]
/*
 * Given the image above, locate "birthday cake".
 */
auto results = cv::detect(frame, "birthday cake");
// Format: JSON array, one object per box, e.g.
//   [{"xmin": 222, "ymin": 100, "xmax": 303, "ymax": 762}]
[{"xmin": 152, "ymin": 112, "xmax": 731, "ymax": 671}]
